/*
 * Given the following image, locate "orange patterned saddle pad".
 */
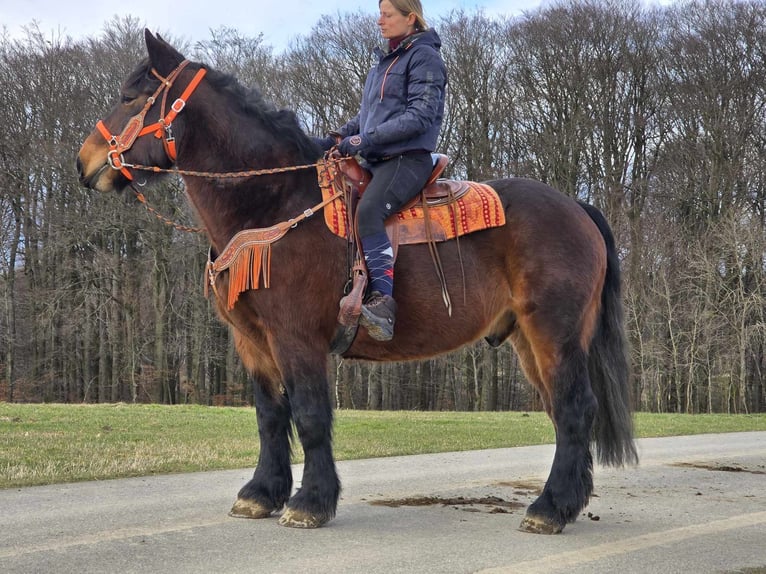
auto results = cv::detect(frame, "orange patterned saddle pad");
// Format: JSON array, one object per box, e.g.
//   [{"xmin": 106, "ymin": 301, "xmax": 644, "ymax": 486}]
[{"xmin": 317, "ymin": 162, "xmax": 505, "ymax": 245}]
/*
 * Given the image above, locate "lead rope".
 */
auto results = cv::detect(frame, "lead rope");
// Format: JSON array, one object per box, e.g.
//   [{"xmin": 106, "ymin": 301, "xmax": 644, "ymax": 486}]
[{"xmin": 131, "ymin": 185, "xmax": 205, "ymax": 234}]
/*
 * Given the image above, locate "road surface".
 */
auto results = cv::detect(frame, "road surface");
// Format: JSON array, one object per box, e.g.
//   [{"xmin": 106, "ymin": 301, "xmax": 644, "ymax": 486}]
[{"xmin": 1, "ymin": 432, "xmax": 764, "ymax": 573}]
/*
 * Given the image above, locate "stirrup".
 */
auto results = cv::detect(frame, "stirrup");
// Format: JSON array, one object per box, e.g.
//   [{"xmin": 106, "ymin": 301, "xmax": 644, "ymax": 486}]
[{"xmin": 359, "ymin": 293, "xmax": 396, "ymax": 342}]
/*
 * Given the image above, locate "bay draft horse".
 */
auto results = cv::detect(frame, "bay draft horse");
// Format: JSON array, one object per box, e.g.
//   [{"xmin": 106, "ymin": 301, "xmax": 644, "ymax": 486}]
[{"xmin": 77, "ymin": 30, "xmax": 637, "ymax": 534}]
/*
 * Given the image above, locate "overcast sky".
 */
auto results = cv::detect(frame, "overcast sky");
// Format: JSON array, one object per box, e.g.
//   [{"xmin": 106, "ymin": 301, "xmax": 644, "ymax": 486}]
[{"xmin": 1, "ymin": 0, "xmax": 547, "ymax": 50}]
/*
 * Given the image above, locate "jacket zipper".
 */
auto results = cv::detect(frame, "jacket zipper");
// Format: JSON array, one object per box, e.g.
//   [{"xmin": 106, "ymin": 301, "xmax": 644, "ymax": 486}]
[{"xmin": 380, "ymin": 55, "xmax": 401, "ymax": 102}]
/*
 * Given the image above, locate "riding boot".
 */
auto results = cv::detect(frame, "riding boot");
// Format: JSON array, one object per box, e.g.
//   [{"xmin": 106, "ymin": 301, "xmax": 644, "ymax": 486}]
[
  {"xmin": 360, "ymin": 291, "xmax": 397, "ymax": 341},
  {"xmin": 359, "ymin": 231, "xmax": 397, "ymax": 340}
]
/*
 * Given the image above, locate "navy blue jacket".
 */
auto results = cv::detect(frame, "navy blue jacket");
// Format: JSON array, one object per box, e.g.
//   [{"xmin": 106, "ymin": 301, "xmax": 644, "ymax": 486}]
[{"xmin": 338, "ymin": 29, "xmax": 447, "ymax": 162}]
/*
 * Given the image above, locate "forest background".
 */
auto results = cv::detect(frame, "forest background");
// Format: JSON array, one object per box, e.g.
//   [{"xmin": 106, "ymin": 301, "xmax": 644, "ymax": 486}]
[{"xmin": 0, "ymin": 0, "xmax": 764, "ymax": 414}]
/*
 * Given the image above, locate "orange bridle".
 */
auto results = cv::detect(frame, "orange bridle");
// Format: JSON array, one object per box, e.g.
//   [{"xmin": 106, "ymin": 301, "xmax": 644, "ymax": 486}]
[{"xmin": 95, "ymin": 59, "xmax": 207, "ymax": 181}]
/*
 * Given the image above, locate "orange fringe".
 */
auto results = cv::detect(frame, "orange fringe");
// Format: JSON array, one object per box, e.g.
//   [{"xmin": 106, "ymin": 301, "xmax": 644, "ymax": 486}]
[
  {"xmin": 206, "ymin": 191, "xmax": 337, "ymax": 310},
  {"xmin": 225, "ymin": 243, "xmax": 272, "ymax": 310}
]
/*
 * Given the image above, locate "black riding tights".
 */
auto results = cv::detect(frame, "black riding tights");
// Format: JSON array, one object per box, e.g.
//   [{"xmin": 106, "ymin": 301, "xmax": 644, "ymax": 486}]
[{"xmin": 356, "ymin": 152, "xmax": 434, "ymax": 238}]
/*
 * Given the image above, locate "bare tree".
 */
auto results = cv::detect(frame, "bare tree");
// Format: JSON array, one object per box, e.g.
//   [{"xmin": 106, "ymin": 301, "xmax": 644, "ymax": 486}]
[{"xmin": 0, "ymin": 2, "xmax": 763, "ymax": 412}]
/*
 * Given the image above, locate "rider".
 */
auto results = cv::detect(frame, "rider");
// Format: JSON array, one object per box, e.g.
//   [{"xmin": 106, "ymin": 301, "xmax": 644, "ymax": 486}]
[{"xmin": 314, "ymin": 0, "xmax": 447, "ymax": 341}]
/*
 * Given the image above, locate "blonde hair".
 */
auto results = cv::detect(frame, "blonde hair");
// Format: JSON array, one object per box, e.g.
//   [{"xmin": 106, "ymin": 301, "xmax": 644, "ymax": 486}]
[{"xmin": 380, "ymin": 0, "xmax": 429, "ymax": 31}]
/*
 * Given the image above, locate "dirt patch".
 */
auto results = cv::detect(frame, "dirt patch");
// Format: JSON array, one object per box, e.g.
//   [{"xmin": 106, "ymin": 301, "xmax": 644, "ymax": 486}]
[
  {"xmin": 0, "ymin": 416, "xmax": 23, "ymax": 423},
  {"xmin": 494, "ymin": 479, "xmax": 544, "ymax": 496},
  {"xmin": 368, "ymin": 480, "xmax": 544, "ymax": 514},
  {"xmin": 672, "ymin": 462, "xmax": 766, "ymax": 475},
  {"xmin": 369, "ymin": 495, "xmax": 525, "ymax": 514}
]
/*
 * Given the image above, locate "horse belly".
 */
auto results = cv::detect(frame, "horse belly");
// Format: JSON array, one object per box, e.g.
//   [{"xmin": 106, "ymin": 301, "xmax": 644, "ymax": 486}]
[{"xmin": 345, "ymin": 234, "xmax": 512, "ymax": 362}]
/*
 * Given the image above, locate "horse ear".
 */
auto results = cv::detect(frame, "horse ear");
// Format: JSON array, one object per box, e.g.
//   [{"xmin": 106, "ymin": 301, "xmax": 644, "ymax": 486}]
[{"xmin": 144, "ymin": 28, "xmax": 184, "ymax": 75}]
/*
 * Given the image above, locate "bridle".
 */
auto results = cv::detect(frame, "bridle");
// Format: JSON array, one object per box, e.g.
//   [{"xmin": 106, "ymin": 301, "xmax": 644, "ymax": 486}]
[
  {"xmin": 93, "ymin": 58, "xmax": 343, "ymax": 184},
  {"xmin": 91, "ymin": 58, "xmax": 345, "ymax": 239},
  {"xmin": 95, "ymin": 59, "xmax": 207, "ymax": 181}
]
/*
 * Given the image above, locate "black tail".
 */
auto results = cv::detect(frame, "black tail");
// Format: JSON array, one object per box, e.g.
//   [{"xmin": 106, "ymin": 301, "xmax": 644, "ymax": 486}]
[{"xmin": 578, "ymin": 202, "xmax": 638, "ymax": 467}]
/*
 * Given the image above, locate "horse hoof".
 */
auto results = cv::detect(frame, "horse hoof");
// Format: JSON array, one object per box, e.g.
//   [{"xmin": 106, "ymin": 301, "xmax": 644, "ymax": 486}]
[
  {"xmin": 518, "ymin": 514, "xmax": 563, "ymax": 535},
  {"xmin": 229, "ymin": 498, "xmax": 275, "ymax": 519},
  {"xmin": 278, "ymin": 508, "xmax": 329, "ymax": 529}
]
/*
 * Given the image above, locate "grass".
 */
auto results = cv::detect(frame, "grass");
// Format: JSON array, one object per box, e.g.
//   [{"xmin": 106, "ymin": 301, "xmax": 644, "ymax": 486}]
[{"xmin": 1, "ymin": 402, "xmax": 765, "ymax": 489}]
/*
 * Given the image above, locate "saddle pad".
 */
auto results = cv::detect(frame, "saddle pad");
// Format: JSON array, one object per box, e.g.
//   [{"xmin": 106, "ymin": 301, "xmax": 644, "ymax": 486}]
[{"xmin": 319, "ymin": 175, "xmax": 505, "ymax": 244}]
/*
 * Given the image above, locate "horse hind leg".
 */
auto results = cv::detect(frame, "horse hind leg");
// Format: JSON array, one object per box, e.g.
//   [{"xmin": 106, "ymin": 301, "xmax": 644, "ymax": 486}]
[
  {"xmin": 509, "ymin": 329, "xmax": 553, "ymax": 418},
  {"xmin": 513, "ymin": 324, "xmax": 598, "ymax": 534}
]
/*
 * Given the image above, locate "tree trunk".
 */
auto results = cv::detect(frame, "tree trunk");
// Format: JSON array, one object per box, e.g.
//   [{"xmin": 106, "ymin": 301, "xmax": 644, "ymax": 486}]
[{"xmin": 4, "ymin": 206, "xmax": 21, "ymax": 401}]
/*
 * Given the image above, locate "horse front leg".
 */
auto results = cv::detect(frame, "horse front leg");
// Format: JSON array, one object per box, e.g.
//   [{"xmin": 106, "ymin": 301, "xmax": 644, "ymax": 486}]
[
  {"xmin": 230, "ymin": 376, "xmax": 293, "ymax": 519},
  {"xmin": 277, "ymin": 352, "xmax": 340, "ymax": 529}
]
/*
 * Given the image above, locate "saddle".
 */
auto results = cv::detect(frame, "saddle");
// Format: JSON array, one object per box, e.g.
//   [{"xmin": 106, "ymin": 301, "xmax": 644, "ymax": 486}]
[
  {"xmin": 338, "ymin": 153, "xmax": 469, "ymax": 209},
  {"xmin": 317, "ymin": 153, "xmax": 505, "ymax": 353},
  {"xmin": 336, "ymin": 154, "xmax": 468, "ymax": 246},
  {"xmin": 319, "ymin": 154, "xmax": 503, "ymax": 253}
]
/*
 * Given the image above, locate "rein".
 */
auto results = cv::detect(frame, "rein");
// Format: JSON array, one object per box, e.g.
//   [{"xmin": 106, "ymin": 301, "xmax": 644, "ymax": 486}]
[
  {"xmin": 130, "ymin": 185, "xmax": 205, "ymax": 234},
  {"xmin": 130, "ymin": 169, "xmax": 344, "ymax": 237},
  {"xmin": 120, "ymin": 161, "xmax": 327, "ymax": 179},
  {"xmin": 126, "ymin": 159, "xmax": 344, "ymax": 236}
]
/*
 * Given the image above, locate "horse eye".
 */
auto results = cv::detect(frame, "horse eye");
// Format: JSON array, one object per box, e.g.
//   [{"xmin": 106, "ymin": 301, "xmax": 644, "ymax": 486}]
[{"xmin": 121, "ymin": 94, "xmax": 136, "ymax": 104}]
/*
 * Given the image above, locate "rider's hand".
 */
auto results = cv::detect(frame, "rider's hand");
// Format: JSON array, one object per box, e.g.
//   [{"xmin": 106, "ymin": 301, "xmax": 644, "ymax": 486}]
[
  {"xmin": 337, "ymin": 134, "xmax": 369, "ymax": 157},
  {"xmin": 312, "ymin": 135, "xmax": 337, "ymax": 152}
]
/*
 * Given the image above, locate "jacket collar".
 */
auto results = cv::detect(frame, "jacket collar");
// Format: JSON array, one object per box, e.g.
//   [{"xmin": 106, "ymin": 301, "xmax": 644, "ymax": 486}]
[{"xmin": 377, "ymin": 31, "xmax": 424, "ymax": 58}]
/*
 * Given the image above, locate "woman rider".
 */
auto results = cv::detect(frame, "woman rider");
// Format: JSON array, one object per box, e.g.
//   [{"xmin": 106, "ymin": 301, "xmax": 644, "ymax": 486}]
[{"xmin": 315, "ymin": 0, "xmax": 447, "ymax": 341}]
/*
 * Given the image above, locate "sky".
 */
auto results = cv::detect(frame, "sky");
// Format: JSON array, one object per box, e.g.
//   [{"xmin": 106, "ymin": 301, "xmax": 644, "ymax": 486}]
[{"xmin": 1, "ymin": 0, "xmax": 546, "ymax": 51}]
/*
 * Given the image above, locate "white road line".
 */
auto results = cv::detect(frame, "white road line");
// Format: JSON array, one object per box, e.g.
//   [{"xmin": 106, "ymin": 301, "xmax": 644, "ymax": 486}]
[{"xmin": 477, "ymin": 511, "xmax": 766, "ymax": 574}]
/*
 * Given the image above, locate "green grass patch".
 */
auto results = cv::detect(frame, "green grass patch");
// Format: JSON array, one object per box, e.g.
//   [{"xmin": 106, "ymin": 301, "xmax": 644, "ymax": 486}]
[{"xmin": 1, "ymin": 403, "xmax": 765, "ymax": 489}]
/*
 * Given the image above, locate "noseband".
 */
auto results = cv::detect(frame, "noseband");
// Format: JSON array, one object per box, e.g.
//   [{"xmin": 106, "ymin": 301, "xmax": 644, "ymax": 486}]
[{"xmin": 95, "ymin": 60, "xmax": 207, "ymax": 181}]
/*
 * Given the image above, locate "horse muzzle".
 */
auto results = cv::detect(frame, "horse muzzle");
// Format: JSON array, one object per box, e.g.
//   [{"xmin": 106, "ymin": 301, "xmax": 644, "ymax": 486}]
[
  {"xmin": 76, "ymin": 150, "xmax": 120, "ymax": 193},
  {"xmin": 76, "ymin": 131, "xmax": 128, "ymax": 192}
]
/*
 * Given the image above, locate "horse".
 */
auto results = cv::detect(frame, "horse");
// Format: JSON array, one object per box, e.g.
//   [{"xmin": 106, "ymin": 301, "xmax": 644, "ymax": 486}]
[{"xmin": 77, "ymin": 30, "xmax": 637, "ymax": 534}]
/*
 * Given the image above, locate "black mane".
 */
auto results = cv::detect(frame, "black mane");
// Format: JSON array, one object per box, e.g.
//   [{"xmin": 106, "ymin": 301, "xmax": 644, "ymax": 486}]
[
  {"xmin": 203, "ymin": 66, "xmax": 320, "ymax": 163},
  {"xmin": 124, "ymin": 58, "xmax": 320, "ymax": 164}
]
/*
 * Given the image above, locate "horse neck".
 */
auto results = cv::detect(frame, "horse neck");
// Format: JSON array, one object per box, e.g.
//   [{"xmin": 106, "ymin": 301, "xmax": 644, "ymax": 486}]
[{"xmin": 176, "ymin": 113, "xmax": 319, "ymax": 252}]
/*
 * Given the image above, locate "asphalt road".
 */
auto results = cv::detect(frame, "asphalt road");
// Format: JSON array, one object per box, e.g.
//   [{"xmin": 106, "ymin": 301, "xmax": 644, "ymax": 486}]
[{"xmin": 1, "ymin": 432, "xmax": 764, "ymax": 573}]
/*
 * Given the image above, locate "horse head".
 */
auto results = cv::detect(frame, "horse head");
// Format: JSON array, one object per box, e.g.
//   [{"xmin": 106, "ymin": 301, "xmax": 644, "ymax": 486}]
[{"xmin": 76, "ymin": 29, "xmax": 204, "ymax": 192}]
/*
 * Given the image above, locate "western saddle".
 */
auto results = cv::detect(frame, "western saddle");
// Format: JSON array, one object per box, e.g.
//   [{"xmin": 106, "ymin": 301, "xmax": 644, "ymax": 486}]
[{"xmin": 337, "ymin": 153, "xmax": 470, "ymax": 209}]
